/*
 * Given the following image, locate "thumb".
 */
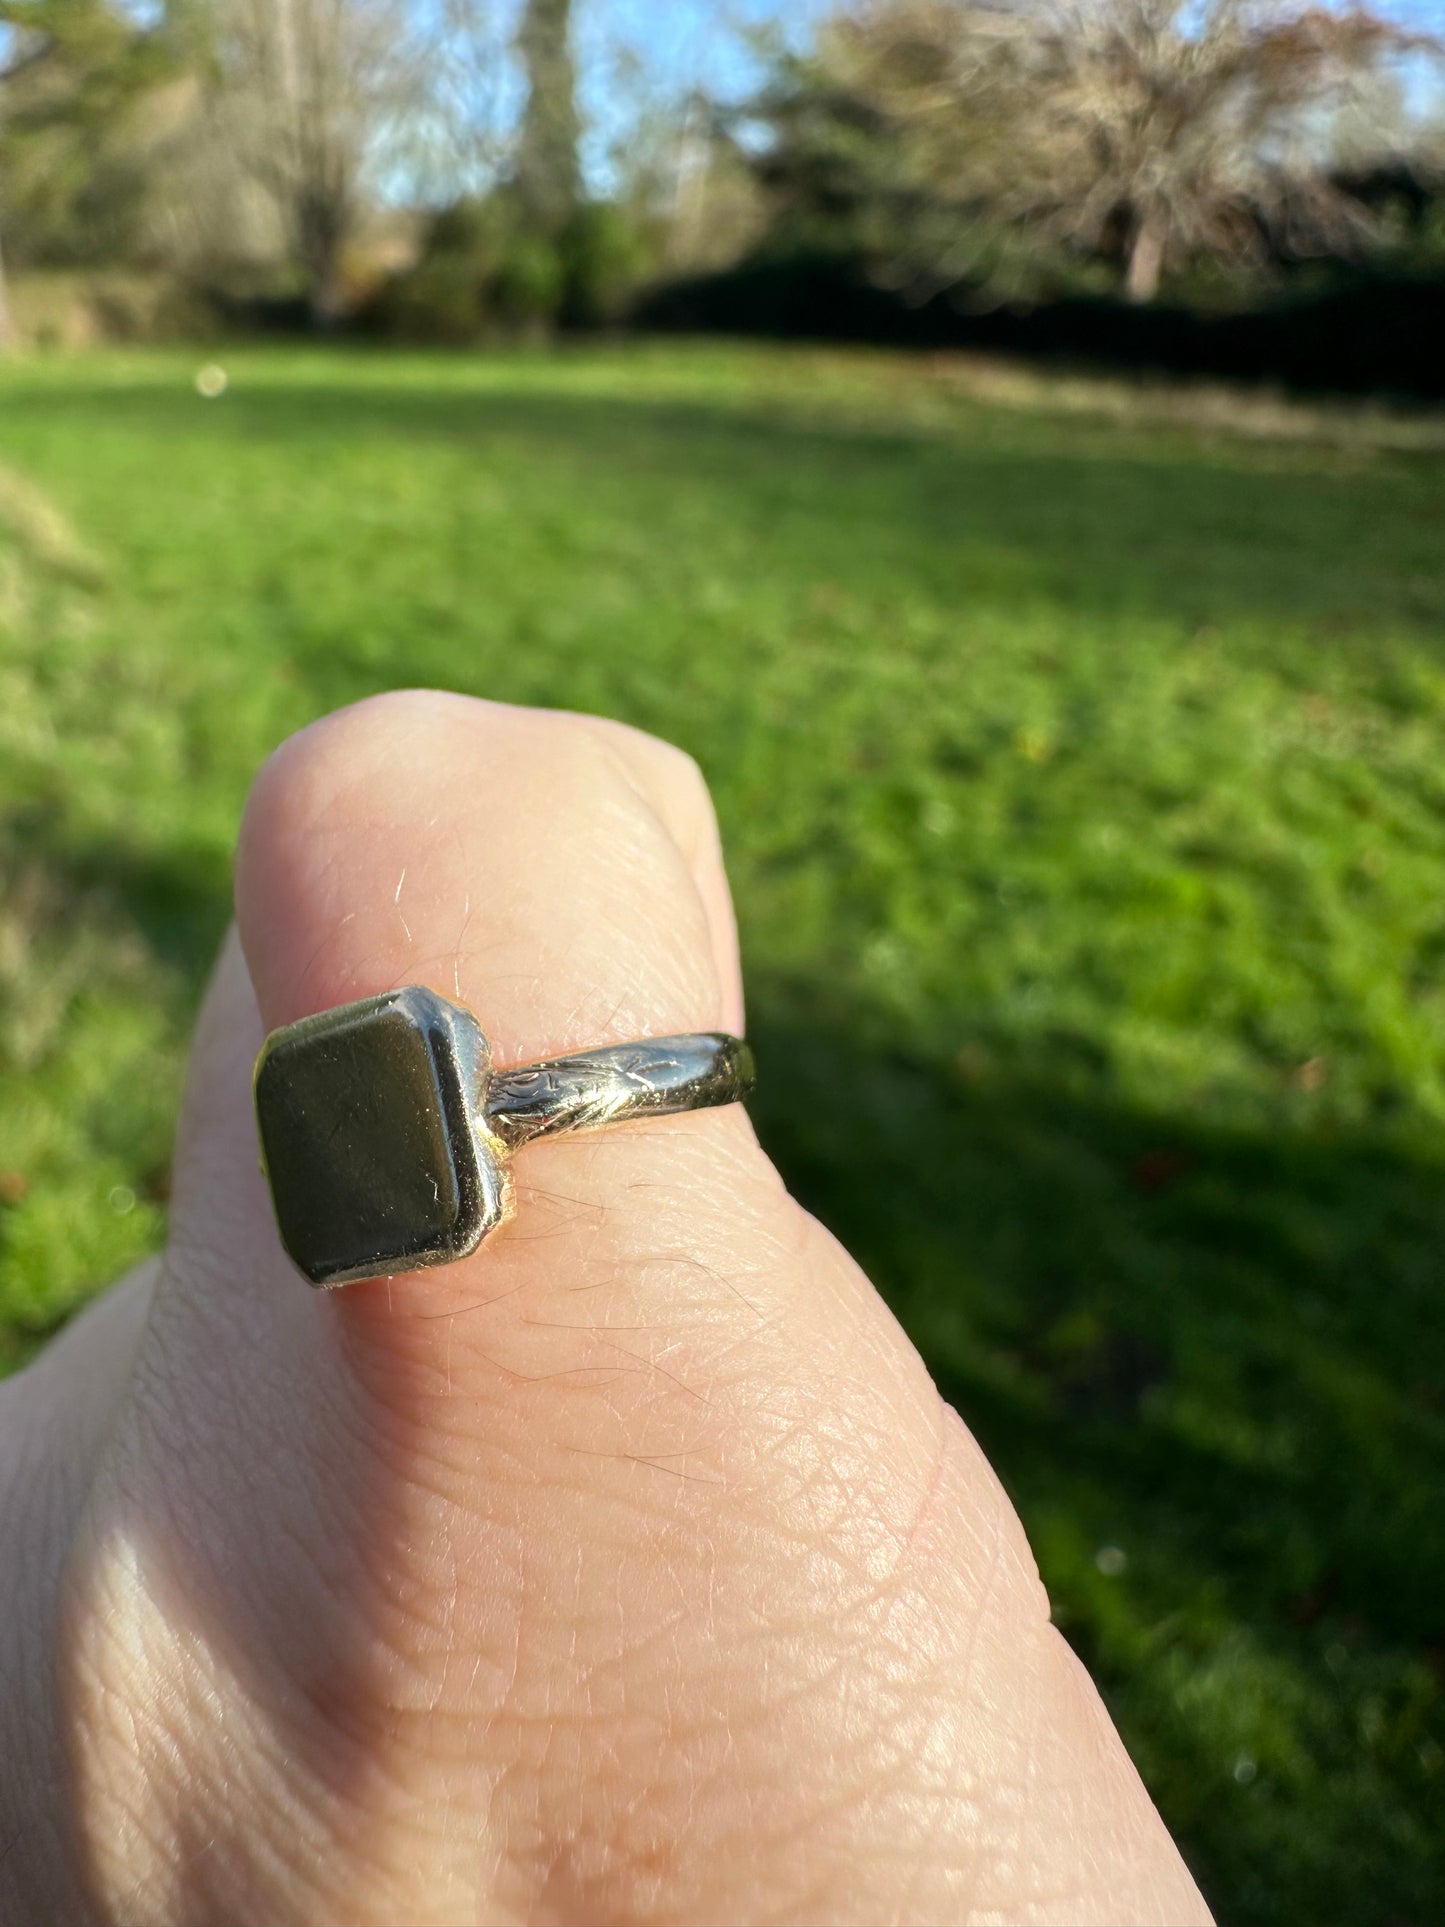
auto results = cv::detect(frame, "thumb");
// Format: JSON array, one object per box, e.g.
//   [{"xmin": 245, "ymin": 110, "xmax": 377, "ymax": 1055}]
[{"xmin": 59, "ymin": 693, "xmax": 1208, "ymax": 1926}]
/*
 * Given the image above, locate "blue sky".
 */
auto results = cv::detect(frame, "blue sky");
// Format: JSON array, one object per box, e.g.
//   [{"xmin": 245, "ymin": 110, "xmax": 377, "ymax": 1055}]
[
  {"xmin": 577, "ymin": 0, "xmax": 827, "ymax": 97},
  {"xmin": 571, "ymin": 0, "xmax": 831, "ymax": 181}
]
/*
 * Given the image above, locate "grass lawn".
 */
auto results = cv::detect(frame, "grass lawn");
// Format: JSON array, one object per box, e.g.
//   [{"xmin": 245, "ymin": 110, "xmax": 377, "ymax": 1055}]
[{"xmin": 2, "ymin": 340, "xmax": 1443, "ymax": 1924}]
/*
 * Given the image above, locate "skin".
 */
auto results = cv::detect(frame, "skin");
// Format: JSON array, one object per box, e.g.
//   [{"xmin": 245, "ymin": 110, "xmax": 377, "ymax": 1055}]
[{"xmin": 0, "ymin": 693, "xmax": 1212, "ymax": 1927}]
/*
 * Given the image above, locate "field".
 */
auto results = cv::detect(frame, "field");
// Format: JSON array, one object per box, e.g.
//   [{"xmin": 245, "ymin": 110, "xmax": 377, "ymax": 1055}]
[{"xmin": 2, "ymin": 342, "xmax": 1443, "ymax": 1925}]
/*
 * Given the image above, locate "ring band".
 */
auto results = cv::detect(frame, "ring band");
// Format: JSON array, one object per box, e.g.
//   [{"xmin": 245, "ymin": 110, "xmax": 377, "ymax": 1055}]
[
  {"xmin": 253, "ymin": 986, "xmax": 754, "ymax": 1289},
  {"xmin": 483, "ymin": 1033, "xmax": 753, "ymax": 1150}
]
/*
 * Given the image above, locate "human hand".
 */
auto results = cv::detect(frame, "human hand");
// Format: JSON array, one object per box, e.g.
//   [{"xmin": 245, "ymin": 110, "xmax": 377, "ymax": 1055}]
[{"xmin": 0, "ymin": 694, "xmax": 1210, "ymax": 1925}]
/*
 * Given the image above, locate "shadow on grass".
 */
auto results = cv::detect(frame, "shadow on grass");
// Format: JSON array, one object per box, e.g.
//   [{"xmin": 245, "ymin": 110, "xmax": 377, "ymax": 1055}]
[
  {"xmin": 747, "ymin": 981, "xmax": 1443, "ymax": 1927},
  {"xmin": 9, "ymin": 810, "xmax": 232, "ymax": 984},
  {"xmin": 749, "ymin": 984, "xmax": 1443, "ymax": 1634}
]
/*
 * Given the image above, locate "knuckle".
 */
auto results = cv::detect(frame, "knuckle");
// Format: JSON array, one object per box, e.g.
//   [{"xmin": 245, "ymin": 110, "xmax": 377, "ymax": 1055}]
[
  {"xmin": 580, "ymin": 717, "xmax": 719, "ymax": 860},
  {"xmin": 244, "ymin": 695, "xmax": 714, "ymax": 872}
]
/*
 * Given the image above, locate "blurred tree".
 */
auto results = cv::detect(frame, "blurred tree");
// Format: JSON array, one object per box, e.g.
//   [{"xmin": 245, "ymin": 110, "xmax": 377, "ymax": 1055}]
[
  {"xmin": 741, "ymin": 9, "xmax": 1033, "ymax": 297},
  {"xmin": 1006, "ymin": 0, "xmax": 1430, "ymax": 302},
  {"xmin": 655, "ymin": 99, "xmax": 768, "ymax": 274},
  {"xmin": 0, "ymin": 0, "xmax": 188, "ymax": 335},
  {"xmin": 514, "ymin": 0, "xmax": 580, "ymax": 234},
  {"xmin": 747, "ymin": 1, "xmax": 1436, "ymax": 304},
  {"xmin": 207, "ymin": 0, "xmax": 426, "ymax": 323}
]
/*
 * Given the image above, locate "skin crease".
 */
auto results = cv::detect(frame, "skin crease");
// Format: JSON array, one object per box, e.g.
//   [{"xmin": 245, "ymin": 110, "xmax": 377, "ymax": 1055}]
[{"xmin": 0, "ymin": 693, "xmax": 1212, "ymax": 1927}]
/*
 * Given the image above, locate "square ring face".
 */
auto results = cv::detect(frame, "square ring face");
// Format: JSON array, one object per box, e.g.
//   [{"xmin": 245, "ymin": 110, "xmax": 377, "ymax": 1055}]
[{"xmin": 254, "ymin": 987, "xmax": 506, "ymax": 1287}]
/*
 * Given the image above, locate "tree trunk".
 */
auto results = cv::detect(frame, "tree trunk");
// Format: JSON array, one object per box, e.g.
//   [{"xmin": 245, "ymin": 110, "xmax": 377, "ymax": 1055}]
[
  {"xmin": 514, "ymin": 0, "xmax": 580, "ymax": 235},
  {"xmin": 306, "ymin": 250, "xmax": 348, "ymax": 331},
  {"xmin": 1124, "ymin": 207, "xmax": 1166, "ymax": 305},
  {"xmin": 0, "ymin": 231, "xmax": 14, "ymax": 351},
  {"xmin": 297, "ymin": 193, "xmax": 349, "ymax": 331}
]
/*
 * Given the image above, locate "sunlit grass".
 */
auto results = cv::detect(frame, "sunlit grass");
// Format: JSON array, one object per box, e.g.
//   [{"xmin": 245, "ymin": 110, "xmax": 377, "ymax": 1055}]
[{"xmin": 1, "ymin": 340, "xmax": 1442, "ymax": 1925}]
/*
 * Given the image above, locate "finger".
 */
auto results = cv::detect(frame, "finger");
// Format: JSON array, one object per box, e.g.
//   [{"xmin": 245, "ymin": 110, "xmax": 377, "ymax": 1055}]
[
  {"xmin": 227, "ymin": 691, "xmax": 951, "ymax": 1517},
  {"xmin": 236, "ymin": 691, "xmax": 740, "ymax": 1056},
  {"xmin": 225, "ymin": 692, "xmax": 1202, "ymax": 1920},
  {"xmin": 548, "ymin": 708, "xmax": 745, "ymax": 1039},
  {"xmin": 65, "ymin": 693, "xmax": 1208, "ymax": 1927},
  {"xmin": 0, "ymin": 1260, "xmax": 156, "ymax": 1925},
  {"xmin": 231, "ymin": 692, "xmax": 786, "ymax": 1386}
]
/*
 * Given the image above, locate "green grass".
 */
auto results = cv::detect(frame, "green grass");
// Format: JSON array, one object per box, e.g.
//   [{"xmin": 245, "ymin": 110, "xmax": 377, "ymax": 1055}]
[{"xmin": 2, "ymin": 341, "xmax": 1442, "ymax": 1925}]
